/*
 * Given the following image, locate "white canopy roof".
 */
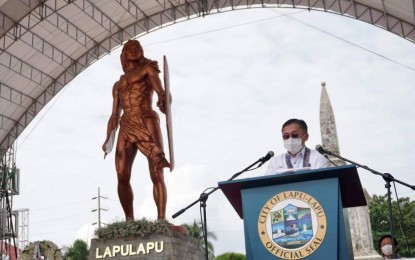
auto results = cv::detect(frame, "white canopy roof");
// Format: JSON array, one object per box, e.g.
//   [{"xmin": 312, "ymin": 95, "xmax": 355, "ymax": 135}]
[{"xmin": 1, "ymin": 0, "xmax": 414, "ymax": 158}]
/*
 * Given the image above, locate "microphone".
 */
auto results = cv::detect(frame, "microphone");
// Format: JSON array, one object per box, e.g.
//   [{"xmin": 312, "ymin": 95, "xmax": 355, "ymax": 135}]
[
  {"xmin": 316, "ymin": 144, "xmax": 339, "ymax": 166},
  {"xmin": 258, "ymin": 151, "xmax": 274, "ymax": 167},
  {"xmin": 315, "ymin": 145, "xmax": 329, "ymax": 155}
]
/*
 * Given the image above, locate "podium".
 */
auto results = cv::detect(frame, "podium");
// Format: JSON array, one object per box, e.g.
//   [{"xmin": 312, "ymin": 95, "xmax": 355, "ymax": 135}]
[{"xmin": 218, "ymin": 165, "xmax": 366, "ymax": 260}]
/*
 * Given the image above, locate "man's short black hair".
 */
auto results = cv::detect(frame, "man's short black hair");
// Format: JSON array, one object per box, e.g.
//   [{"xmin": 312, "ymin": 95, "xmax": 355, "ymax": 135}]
[
  {"xmin": 282, "ymin": 119, "xmax": 308, "ymax": 134},
  {"xmin": 378, "ymin": 234, "xmax": 398, "ymax": 252}
]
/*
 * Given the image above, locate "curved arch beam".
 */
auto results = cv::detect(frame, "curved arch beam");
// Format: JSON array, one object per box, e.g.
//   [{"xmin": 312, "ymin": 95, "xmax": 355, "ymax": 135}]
[{"xmin": 1, "ymin": 0, "xmax": 414, "ymax": 157}]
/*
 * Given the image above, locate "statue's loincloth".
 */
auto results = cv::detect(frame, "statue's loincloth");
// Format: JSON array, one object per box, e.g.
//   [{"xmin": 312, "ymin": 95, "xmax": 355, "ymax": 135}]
[{"xmin": 119, "ymin": 110, "xmax": 164, "ymax": 160}]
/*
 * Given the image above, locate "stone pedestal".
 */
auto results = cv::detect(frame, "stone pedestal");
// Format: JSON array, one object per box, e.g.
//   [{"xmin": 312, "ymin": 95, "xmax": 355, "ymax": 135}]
[
  {"xmin": 19, "ymin": 240, "xmax": 63, "ymax": 260},
  {"xmin": 89, "ymin": 230, "xmax": 204, "ymax": 260},
  {"xmin": 346, "ymin": 207, "xmax": 382, "ymax": 260}
]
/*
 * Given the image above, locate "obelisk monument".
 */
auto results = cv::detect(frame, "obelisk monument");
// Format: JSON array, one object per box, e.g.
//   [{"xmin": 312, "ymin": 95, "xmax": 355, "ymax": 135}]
[{"xmin": 319, "ymin": 82, "xmax": 381, "ymax": 259}]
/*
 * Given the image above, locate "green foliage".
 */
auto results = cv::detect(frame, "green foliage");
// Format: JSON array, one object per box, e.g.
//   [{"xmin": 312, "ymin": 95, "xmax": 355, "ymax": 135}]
[
  {"xmin": 63, "ymin": 239, "xmax": 88, "ymax": 260},
  {"xmin": 369, "ymin": 194, "xmax": 415, "ymax": 257},
  {"xmin": 185, "ymin": 220, "xmax": 217, "ymax": 260},
  {"xmin": 214, "ymin": 252, "xmax": 246, "ymax": 260},
  {"xmin": 94, "ymin": 218, "xmax": 171, "ymax": 239}
]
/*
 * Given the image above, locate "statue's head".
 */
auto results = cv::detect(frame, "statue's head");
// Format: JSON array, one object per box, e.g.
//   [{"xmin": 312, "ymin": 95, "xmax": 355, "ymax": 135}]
[{"xmin": 120, "ymin": 40, "xmax": 144, "ymax": 70}]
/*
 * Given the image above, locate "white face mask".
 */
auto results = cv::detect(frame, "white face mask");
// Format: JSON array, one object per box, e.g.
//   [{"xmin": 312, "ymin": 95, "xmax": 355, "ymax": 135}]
[
  {"xmin": 284, "ymin": 138, "xmax": 304, "ymax": 155},
  {"xmin": 381, "ymin": 244, "xmax": 393, "ymax": 256}
]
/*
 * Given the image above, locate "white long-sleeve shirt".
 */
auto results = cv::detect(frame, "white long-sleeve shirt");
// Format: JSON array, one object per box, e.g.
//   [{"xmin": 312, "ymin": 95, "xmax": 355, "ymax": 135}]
[{"xmin": 264, "ymin": 146, "xmax": 329, "ymax": 175}]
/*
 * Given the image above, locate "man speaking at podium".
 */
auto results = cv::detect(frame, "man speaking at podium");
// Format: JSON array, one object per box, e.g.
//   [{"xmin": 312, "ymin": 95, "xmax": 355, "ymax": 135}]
[{"xmin": 265, "ymin": 118, "xmax": 329, "ymax": 175}]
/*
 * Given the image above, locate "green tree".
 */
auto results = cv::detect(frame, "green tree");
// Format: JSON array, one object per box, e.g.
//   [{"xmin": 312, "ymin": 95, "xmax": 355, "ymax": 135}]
[
  {"xmin": 215, "ymin": 252, "xmax": 246, "ymax": 260},
  {"xmin": 369, "ymin": 194, "xmax": 415, "ymax": 257},
  {"xmin": 63, "ymin": 239, "xmax": 89, "ymax": 260},
  {"xmin": 185, "ymin": 220, "xmax": 217, "ymax": 259}
]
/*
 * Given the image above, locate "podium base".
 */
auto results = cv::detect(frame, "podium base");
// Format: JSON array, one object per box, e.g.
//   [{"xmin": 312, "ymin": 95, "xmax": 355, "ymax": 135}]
[{"xmin": 89, "ymin": 230, "xmax": 204, "ymax": 260}]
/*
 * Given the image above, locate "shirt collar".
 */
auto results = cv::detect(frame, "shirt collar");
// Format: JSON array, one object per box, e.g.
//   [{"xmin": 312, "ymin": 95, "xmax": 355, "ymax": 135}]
[{"xmin": 286, "ymin": 146, "xmax": 306, "ymax": 159}]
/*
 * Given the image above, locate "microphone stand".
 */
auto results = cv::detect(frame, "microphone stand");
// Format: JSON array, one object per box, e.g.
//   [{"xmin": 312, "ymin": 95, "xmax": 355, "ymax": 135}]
[
  {"xmin": 172, "ymin": 156, "xmax": 266, "ymax": 260},
  {"xmin": 320, "ymin": 148, "xmax": 415, "ymax": 257}
]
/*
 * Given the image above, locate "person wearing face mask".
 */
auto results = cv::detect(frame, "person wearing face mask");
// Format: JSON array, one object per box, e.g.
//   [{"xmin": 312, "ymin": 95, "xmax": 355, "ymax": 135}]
[
  {"xmin": 378, "ymin": 234, "xmax": 402, "ymax": 259},
  {"xmin": 264, "ymin": 118, "xmax": 329, "ymax": 175}
]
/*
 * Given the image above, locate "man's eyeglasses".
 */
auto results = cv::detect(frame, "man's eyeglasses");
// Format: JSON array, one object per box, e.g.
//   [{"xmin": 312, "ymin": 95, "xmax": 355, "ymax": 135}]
[{"xmin": 282, "ymin": 133, "xmax": 303, "ymax": 140}]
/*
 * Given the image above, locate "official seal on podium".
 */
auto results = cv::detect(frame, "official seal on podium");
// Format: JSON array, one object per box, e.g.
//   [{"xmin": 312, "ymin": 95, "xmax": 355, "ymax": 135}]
[{"xmin": 258, "ymin": 190, "xmax": 327, "ymax": 259}]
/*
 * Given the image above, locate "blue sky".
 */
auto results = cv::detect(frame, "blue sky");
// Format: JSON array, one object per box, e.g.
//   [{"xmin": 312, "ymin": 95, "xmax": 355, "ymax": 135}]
[{"xmin": 13, "ymin": 8, "xmax": 415, "ymax": 255}]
